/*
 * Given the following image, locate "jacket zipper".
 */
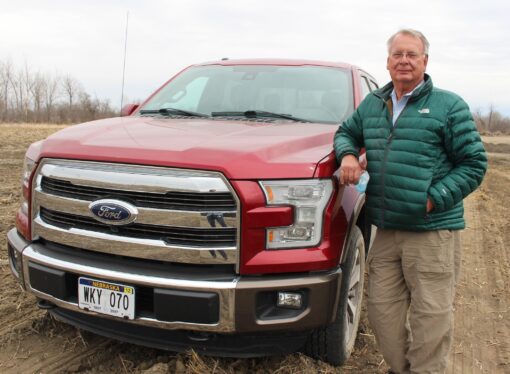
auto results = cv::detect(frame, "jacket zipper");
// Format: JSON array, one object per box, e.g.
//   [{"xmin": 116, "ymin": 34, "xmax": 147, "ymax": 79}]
[{"xmin": 380, "ymin": 103, "xmax": 407, "ymax": 227}]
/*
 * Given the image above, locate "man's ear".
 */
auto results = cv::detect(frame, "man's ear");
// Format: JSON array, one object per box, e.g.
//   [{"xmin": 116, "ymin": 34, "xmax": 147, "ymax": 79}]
[{"xmin": 424, "ymin": 55, "xmax": 429, "ymax": 70}]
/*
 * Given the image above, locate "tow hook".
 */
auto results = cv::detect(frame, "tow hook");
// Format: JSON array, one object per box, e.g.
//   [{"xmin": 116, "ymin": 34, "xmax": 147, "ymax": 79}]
[{"xmin": 37, "ymin": 299, "xmax": 56, "ymax": 310}]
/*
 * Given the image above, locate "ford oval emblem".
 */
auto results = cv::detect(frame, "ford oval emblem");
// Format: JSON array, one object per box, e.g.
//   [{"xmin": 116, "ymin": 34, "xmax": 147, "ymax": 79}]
[{"xmin": 88, "ymin": 199, "xmax": 138, "ymax": 225}]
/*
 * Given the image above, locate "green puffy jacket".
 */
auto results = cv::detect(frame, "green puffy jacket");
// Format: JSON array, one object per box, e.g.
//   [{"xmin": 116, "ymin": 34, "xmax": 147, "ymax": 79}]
[{"xmin": 334, "ymin": 74, "xmax": 487, "ymax": 231}]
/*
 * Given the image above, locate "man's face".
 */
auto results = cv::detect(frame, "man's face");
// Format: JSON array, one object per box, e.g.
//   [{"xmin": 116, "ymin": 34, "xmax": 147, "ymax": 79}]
[{"xmin": 387, "ymin": 33, "xmax": 428, "ymax": 88}]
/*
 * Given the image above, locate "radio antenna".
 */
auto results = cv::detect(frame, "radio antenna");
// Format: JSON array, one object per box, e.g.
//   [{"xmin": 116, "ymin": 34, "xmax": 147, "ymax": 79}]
[{"xmin": 120, "ymin": 11, "xmax": 129, "ymax": 113}]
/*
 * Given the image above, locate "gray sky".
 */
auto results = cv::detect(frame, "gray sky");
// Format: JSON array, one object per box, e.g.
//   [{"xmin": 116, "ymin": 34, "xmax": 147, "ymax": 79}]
[{"xmin": 1, "ymin": 0, "xmax": 509, "ymax": 115}]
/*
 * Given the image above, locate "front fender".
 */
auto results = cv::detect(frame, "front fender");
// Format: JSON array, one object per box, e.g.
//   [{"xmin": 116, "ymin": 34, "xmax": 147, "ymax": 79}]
[{"xmin": 338, "ymin": 185, "xmax": 365, "ymax": 264}]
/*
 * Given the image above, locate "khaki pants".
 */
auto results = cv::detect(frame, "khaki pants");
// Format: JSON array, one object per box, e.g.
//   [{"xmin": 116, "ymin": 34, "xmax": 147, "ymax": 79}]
[{"xmin": 367, "ymin": 229, "xmax": 461, "ymax": 374}]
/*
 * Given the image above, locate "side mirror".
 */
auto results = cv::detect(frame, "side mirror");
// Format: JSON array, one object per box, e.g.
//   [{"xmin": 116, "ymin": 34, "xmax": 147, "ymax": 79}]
[{"xmin": 120, "ymin": 103, "xmax": 139, "ymax": 117}]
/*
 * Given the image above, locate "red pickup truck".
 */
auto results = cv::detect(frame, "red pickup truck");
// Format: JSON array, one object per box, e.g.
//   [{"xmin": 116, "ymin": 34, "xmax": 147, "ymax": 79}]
[{"xmin": 7, "ymin": 59, "xmax": 378, "ymax": 365}]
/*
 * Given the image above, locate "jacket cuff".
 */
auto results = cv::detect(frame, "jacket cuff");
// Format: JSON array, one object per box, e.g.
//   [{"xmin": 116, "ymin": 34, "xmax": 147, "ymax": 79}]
[
  {"xmin": 428, "ymin": 185, "xmax": 447, "ymax": 213},
  {"xmin": 337, "ymin": 151, "xmax": 359, "ymax": 163}
]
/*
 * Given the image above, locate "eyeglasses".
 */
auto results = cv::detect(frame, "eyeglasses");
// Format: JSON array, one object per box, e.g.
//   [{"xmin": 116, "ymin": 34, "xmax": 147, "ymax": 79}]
[{"xmin": 390, "ymin": 52, "xmax": 424, "ymax": 61}]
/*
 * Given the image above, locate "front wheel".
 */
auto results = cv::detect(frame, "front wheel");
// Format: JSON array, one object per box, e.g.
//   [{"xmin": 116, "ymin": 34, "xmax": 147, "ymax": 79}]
[{"xmin": 304, "ymin": 226, "xmax": 366, "ymax": 366}]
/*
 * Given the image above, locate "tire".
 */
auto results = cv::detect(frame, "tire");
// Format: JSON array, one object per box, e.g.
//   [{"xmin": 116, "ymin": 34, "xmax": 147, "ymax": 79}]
[{"xmin": 304, "ymin": 226, "xmax": 366, "ymax": 366}]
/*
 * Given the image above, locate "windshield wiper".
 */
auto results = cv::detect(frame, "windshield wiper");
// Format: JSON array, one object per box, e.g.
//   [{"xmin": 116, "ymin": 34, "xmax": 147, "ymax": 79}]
[
  {"xmin": 211, "ymin": 110, "xmax": 311, "ymax": 123},
  {"xmin": 139, "ymin": 107, "xmax": 210, "ymax": 118}
]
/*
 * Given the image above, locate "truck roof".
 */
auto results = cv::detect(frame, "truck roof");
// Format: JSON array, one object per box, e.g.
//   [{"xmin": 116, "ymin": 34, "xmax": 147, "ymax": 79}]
[{"xmin": 195, "ymin": 58, "xmax": 356, "ymax": 70}]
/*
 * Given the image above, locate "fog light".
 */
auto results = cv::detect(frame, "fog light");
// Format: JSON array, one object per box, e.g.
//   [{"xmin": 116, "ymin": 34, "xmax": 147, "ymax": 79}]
[{"xmin": 277, "ymin": 292, "xmax": 303, "ymax": 309}]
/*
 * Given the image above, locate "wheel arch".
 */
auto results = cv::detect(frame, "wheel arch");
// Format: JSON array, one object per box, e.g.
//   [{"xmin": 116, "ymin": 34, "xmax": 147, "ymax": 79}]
[{"xmin": 339, "ymin": 192, "xmax": 369, "ymax": 265}]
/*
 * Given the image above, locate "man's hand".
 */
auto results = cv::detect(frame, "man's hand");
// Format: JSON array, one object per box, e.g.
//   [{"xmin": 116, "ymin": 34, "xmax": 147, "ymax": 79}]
[
  {"xmin": 340, "ymin": 154, "xmax": 363, "ymax": 185},
  {"xmin": 426, "ymin": 198, "xmax": 435, "ymax": 213}
]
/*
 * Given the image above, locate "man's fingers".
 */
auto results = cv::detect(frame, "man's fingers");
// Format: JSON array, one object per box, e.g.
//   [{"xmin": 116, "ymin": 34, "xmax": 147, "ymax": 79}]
[
  {"xmin": 345, "ymin": 169, "xmax": 353, "ymax": 185},
  {"xmin": 349, "ymin": 169, "xmax": 356, "ymax": 184},
  {"xmin": 340, "ymin": 167, "xmax": 359, "ymax": 185},
  {"xmin": 354, "ymin": 168, "xmax": 362, "ymax": 183},
  {"xmin": 339, "ymin": 155, "xmax": 363, "ymax": 185},
  {"xmin": 340, "ymin": 168, "xmax": 351, "ymax": 184}
]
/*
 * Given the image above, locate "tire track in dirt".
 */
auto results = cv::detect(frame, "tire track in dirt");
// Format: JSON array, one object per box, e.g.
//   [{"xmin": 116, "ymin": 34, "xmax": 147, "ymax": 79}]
[
  {"xmin": 1, "ymin": 332, "xmax": 112, "ymax": 373},
  {"xmin": 0, "ymin": 306, "xmax": 116, "ymax": 374},
  {"xmin": 447, "ymin": 160, "xmax": 510, "ymax": 373}
]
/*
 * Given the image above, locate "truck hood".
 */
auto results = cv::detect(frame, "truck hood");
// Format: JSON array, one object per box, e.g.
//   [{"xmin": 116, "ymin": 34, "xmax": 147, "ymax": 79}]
[{"xmin": 38, "ymin": 116, "xmax": 338, "ymax": 179}]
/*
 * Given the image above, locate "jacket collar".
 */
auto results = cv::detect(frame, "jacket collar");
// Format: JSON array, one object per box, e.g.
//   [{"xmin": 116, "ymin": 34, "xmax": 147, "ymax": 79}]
[{"xmin": 374, "ymin": 73, "xmax": 433, "ymax": 102}]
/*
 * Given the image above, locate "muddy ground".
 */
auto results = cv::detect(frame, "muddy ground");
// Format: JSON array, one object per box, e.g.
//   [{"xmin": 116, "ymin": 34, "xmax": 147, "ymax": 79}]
[{"xmin": 0, "ymin": 124, "xmax": 508, "ymax": 373}]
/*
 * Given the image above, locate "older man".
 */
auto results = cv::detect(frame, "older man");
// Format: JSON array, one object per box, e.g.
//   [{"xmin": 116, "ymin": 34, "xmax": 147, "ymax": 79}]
[{"xmin": 334, "ymin": 29, "xmax": 487, "ymax": 373}]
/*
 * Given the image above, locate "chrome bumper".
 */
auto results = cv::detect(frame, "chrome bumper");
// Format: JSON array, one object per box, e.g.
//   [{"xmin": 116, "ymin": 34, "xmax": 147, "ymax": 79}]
[{"xmin": 7, "ymin": 228, "xmax": 341, "ymax": 333}]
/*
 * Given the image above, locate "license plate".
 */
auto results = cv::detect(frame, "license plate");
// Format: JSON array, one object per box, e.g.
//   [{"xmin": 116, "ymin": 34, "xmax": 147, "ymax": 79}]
[{"xmin": 78, "ymin": 277, "xmax": 135, "ymax": 320}]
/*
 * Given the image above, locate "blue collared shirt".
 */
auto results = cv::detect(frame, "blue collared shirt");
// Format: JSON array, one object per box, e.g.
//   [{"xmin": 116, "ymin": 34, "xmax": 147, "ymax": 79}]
[{"xmin": 390, "ymin": 80, "xmax": 424, "ymax": 125}]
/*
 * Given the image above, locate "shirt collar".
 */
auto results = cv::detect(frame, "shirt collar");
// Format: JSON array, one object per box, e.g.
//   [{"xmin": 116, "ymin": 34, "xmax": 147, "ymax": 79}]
[{"xmin": 391, "ymin": 80, "xmax": 425, "ymax": 102}]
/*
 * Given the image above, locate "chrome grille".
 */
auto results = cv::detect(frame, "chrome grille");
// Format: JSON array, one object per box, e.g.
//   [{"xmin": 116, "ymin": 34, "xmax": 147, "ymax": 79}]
[
  {"xmin": 40, "ymin": 207, "xmax": 236, "ymax": 247},
  {"xmin": 32, "ymin": 159, "xmax": 240, "ymax": 266},
  {"xmin": 41, "ymin": 177, "xmax": 236, "ymax": 211}
]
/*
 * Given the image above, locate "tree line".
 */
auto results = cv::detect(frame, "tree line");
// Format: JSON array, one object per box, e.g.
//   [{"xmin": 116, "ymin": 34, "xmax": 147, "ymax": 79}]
[
  {"xmin": 0, "ymin": 59, "xmax": 116, "ymax": 124},
  {"xmin": 1, "ymin": 59, "xmax": 509, "ymax": 132},
  {"xmin": 473, "ymin": 105, "xmax": 510, "ymax": 135}
]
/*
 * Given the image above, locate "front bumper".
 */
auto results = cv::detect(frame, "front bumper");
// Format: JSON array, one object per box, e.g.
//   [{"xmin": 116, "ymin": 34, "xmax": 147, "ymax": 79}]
[{"xmin": 7, "ymin": 228, "xmax": 341, "ymax": 335}]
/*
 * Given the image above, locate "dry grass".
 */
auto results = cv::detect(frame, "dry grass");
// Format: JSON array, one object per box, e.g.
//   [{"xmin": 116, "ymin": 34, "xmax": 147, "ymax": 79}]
[{"xmin": 482, "ymin": 135, "xmax": 510, "ymax": 144}]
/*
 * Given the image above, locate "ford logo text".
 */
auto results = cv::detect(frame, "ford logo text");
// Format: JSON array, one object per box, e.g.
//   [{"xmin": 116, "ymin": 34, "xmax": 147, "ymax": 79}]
[{"xmin": 88, "ymin": 199, "xmax": 138, "ymax": 225}]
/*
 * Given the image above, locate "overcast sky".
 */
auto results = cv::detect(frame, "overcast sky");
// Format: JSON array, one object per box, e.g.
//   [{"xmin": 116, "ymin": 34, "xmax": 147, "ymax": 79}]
[{"xmin": 1, "ymin": 0, "xmax": 509, "ymax": 115}]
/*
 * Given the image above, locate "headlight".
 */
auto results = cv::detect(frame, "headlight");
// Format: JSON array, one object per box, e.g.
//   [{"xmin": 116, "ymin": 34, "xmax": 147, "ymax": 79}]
[
  {"xmin": 259, "ymin": 179, "xmax": 333, "ymax": 249},
  {"xmin": 20, "ymin": 157, "xmax": 36, "ymax": 216}
]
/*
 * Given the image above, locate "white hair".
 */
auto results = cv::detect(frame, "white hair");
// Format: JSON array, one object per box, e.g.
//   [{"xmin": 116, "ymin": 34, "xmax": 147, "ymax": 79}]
[{"xmin": 387, "ymin": 29, "xmax": 430, "ymax": 55}]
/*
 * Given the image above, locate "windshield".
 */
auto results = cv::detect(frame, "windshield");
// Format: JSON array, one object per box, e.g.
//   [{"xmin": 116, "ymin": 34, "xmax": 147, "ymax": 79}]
[{"xmin": 138, "ymin": 64, "xmax": 354, "ymax": 124}]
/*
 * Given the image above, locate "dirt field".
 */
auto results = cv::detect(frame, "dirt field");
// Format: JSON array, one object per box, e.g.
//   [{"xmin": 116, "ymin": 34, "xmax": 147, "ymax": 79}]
[{"xmin": 0, "ymin": 124, "xmax": 508, "ymax": 373}]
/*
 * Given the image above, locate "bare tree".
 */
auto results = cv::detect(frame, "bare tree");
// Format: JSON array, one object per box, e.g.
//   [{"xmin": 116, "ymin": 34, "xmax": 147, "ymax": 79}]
[
  {"xmin": 43, "ymin": 73, "xmax": 61, "ymax": 122},
  {"xmin": 7, "ymin": 68, "xmax": 21, "ymax": 119},
  {"xmin": 487, "ymin": 104, "xmax": 495, "ymax": 133},
  {"xmin": 61, "ymin": 74, "xmax": 82, "ymax": 108},
  {"xmin": 0, "ymin": 61, "xmax": 7, "ymax": 121},
  {"xmin": 61, "ymin": 74, "xmax": 84, "ymax": 122},
  {"xmin": 29, "ymin": 71, "xmax": 46, "ymax": 122},
  {"xmin": 18, "ymin": 62, "xmax": 36, "ymax": 122},
  {"xmin": 473, "ymin": 109, "xmax": 487, "ymax": 133},
  {"xmin": 473, "ymin": 105, "xmax": 510, "ymax": 135}
]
